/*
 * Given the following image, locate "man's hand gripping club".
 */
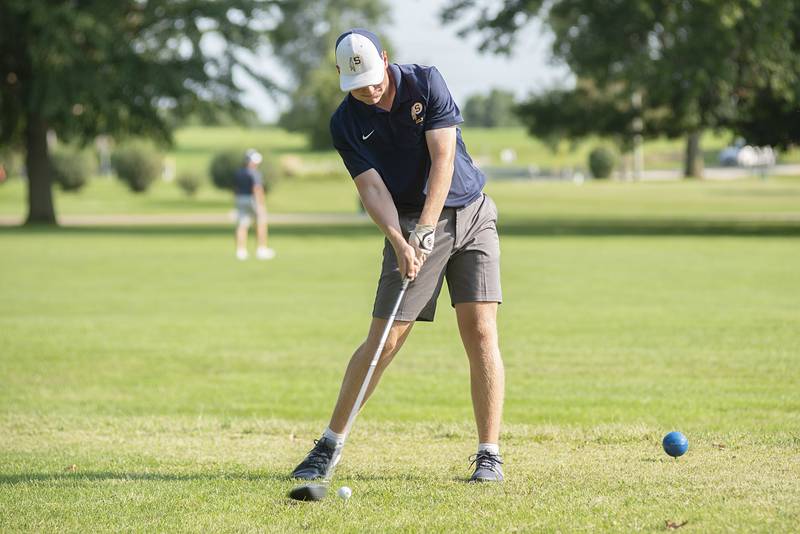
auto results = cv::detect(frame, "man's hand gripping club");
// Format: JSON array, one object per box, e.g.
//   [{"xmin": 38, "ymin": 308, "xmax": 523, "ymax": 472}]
[
  {"xmin": 409, "ymin": 223, "xmax": 435, "ymax": 264},
  {"xmin": 353, "ymin": 169, "xmax": 423, "ymax": 280},
  {"xmin": 392, "ymin": 234, "xmax": 422, "ymax": 281}
]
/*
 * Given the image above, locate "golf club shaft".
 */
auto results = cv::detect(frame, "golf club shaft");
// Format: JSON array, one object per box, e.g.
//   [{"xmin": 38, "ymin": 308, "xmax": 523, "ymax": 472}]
[{"xmin": 325, "ymin": 277, "xmax": 410, "ymax": 480}]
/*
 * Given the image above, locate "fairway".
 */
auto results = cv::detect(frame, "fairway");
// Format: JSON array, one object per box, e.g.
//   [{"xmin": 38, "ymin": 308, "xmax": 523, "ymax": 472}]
[{"xmin": 2, "ymin": 179, "xmax": 799, "ymax": 532}]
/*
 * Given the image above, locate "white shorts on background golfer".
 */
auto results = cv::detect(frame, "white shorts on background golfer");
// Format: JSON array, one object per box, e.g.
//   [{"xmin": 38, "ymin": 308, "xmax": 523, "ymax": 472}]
[{"xmin": 235, "ymin": 195, "xmax": 266, "ymax": 226}]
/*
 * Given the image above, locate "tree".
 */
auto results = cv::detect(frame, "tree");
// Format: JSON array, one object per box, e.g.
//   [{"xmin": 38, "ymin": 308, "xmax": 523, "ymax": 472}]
[
  {"xmin": 272, "ymin": 0, "xmax": 390, "ymax": 149},
  {"xmin": 463, "ymin": 89, "xmax": 520, "ymax": 127},
  {"xmin": 463, "ymin": 93, "xmax": 488, "ymax": 127},
  {"xmin": 0, "ymin": 1, "xmax": 279, "ymax": 224},
  {"xmin": 515, "ymin": 80, "xmax": 637, "ymax": 149},
  {"xmin": 279, "ymin": 66, "xmax": 344, "ymax": 150},
  {"xmin": 724, "ymin": 85, "xmax": 800, "ymax": 150},
  {"xmin": 442, "ymin": 0, "xmax": 800, "ymax": 177}
]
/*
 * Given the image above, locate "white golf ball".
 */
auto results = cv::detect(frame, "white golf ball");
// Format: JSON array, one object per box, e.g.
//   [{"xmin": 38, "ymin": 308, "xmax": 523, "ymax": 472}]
[{"xmin": 337, "ymin": 486, "xmax": 352, "ymax": 500}]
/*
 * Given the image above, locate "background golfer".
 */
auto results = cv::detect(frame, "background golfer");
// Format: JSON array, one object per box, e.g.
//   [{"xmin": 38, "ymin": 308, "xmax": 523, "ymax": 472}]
[
  {"xmin": 291, "ymin": 28, "xmax": 505, "ymax": 482},
  {"xmin": 234, "ymin": 149, "xmax": 275, "ymax": 261}
]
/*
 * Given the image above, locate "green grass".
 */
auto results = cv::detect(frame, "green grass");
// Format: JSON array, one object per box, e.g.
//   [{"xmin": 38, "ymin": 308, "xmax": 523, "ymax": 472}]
[
  {"xmin": 3, "ymin": 167, "xmax": 800, "ymax": 229},
  {"xmin": 3, "ymin": 125, "xmax": 800, "ymax": 223},
  {"xmin": 0, "ymin": 175, "xmax": 360, "ymax": 217},
  {"xmin": 2, "ymin": 180, "xmax": 799, "ymax": 531},
  {"xmin": 4, "ymin": 125, "xmax": 800, "ymax": 218}
]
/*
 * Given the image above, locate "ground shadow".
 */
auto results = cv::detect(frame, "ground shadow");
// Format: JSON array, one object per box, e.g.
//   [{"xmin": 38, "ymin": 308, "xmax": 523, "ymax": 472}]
[
  {"xmin": 497, "ymin": 218, "xmax": 800, "ymax": 237},
  {"xmin": 705, "ymin": 188, "xmax": 800, "ymax": 197},
  {"xmin": 0, "ymin": 470, "xmax": 432, "ymax": 485},
  {"xmin": 0, "ymin": 471, "xmax": 289, "ymax": 485},
  {"xmin": 0, "ymin": 222, "xmax": 379, "ymax": 238},
  {"xmin": 3, "ymin": 218, "xmax": 800, "ymax": 238}
]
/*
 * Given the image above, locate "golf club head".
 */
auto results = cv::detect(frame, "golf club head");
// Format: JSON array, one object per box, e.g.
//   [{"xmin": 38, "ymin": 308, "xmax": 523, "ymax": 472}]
[{"xmin": 288, "ymin": 484, "xmax": 328, "ymax": 501}]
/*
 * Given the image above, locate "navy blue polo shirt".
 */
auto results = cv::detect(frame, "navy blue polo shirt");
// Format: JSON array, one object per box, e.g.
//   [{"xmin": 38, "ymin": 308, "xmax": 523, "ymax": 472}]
[
  {"xmin": 233, "ymin": 167, "xmax": 262, "ymax": 196},
  {"xmin": 330, "ymin": 63, "xmax": 486, "ymax": 212}
]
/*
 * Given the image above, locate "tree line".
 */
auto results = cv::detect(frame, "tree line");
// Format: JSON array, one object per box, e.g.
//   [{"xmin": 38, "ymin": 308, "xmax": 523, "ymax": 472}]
[
  {"xmin": 3, "ymin": 1, "xmax": 799, "ymax": 224},
  {"xmin": 442, "ymin": 0, "xmax": 800, "ymax": 177}
]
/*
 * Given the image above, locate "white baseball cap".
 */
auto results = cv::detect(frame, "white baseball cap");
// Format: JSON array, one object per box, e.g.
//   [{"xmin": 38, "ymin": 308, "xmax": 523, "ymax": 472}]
[
  {"xmin": 244, "ymin": 149, "xmax": 262, "ymax": 164},
  {"xmin": 335, "ymin": 29, "xmax": 385, "ymax": 92}
]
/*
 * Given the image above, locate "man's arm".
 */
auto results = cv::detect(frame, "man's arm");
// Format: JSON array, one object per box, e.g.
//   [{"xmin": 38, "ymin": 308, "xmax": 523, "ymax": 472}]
[
  {"xmin": 354, "ymin": 169, "xmax": 420, "ymax": 280},
  {"xmin": 420, "ymin": 126, "xmax": 456, "ymax": 226},
  {"xmin": 252, "ymin": 183, "xmax": 266, "ymax": 212},
  {"xmin": 407, "ymin": 126, "xmax": 457, "ymax": 262}
]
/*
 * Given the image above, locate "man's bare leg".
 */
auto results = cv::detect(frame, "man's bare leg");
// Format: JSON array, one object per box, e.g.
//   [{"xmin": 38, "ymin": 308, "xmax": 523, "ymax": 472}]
[
  {"xmin": 328, "ymin": 317, "xmax": 414, "ymax": 433},
  {"xmin": 455, "ymin": 302, "xmax": 504, "ymax": 444},
  {"xmin": 235, "ymin": 223, "xmax": 249, "ymax": 258},
  {"xmin": 291, "ymin": 317, "xmax": 414, "ymax": 480},
  {"xmin": 256, "ymin": 219, "xmax": 268, "ymax": 249},
  {"xmin": 456, "ymin": 301, "xmax": 504, "ymax": 481}
]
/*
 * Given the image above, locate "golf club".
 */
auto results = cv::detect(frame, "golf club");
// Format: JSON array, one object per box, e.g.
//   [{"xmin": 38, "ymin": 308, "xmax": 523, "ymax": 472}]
[{"xmin": 289, "ymin": 277, "xmax": 411, "ymax": 501}]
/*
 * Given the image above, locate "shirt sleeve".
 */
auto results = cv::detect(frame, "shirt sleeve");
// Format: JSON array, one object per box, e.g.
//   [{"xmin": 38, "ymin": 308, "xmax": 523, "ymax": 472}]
[
  {"xmin": 424, "ymin": 66, "xmax": 464, "ymax": 131},
  {"xmin": 250, "ymin": 169, "xmax": 263, "ymax": 187},
  {"xmin": 330, "ymin": 115, "xmax": 374, "ymax": 179}
]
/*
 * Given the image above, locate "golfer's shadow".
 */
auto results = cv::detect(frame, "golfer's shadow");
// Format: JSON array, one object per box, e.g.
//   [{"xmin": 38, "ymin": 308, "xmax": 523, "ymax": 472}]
[
  {"xmin": 0, "ymin": 471, "xmax": 290, "ymax": 485},
  {"xmin": 2, "ymin": 470, "xmax": 449, "ymax": 486}
]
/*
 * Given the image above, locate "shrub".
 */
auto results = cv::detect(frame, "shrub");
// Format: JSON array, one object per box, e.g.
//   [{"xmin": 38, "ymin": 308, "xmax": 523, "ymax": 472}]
[
  {"xmin": 210, "ymin": 150, "xmax": 275, "ymax": 193},
  {"xmin": 51, "ymin": 148, "xmax": 94, "ymax": 192},
  {"xmin": 112, "ymin": 141, "xmax": 162, "ymax": 193},
  {"xmin": 209, "ymin": 150, "xmax": 241, "ymax": 191},
  {"xmin": 588, "ymin": 146, "xmax": 616, "ymax": 179},
  {"xmin": 176, "ymin": 172, "xmax": 201, "ymax": 197}
]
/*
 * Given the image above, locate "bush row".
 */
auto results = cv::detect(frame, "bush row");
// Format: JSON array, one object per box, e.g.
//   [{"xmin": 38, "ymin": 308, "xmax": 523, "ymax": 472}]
[
  {"xmin": 28, "ymin": 142, "xmax": 620, "ymax": 194},
  {"xmin": 38, "ymin": 144, "xmax": 277, "ymax": 196}
]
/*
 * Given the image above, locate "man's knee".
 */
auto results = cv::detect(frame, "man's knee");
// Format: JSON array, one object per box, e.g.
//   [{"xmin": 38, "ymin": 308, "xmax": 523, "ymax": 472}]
[
  {"xmin": 376, "ymin": 334, "xmax": 394, "ymax": 357},
  {"xmin": 381, "ymin": 326, "xmax": 408, "ymax": 357},
  {"xmin": 460, "ymin": 308, "xmax": 497, "ymax": 337},
  {"xmin": 456, "ymin": 303, "xmax": 499, "ymax": 358},
  {"xmin": 476, "ymin": 313, "xmax": 498, "ymax": 336},
  {"xmin": 365, "ymin": 320, "xmax": 411, "ymax": 361}
]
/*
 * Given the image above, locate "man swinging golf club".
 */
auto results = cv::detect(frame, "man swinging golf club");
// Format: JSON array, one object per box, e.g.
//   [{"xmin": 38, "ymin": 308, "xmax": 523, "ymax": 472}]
[{"xmin": 291, "ymin": 28, "xmax": 505, "ymax": 483}]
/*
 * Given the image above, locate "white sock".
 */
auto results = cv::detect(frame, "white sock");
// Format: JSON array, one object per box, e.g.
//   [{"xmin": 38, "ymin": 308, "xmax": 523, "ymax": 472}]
[
  {"xmin": 322, "ymin": 427, "xmax": 345, "ymax": 447},
  {"xmin": 478, "ymin": 442, "xmax": 500, "ymax": 455}
]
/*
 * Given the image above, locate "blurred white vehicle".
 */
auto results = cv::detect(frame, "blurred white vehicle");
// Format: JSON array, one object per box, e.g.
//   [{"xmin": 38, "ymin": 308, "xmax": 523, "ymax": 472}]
[{"xmin": 719, "ymin": 139, "xmax": 775, "ymax": 168}]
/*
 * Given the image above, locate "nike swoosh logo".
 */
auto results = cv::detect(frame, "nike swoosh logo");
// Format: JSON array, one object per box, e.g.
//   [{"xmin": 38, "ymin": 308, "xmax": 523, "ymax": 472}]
[{"xmin": 362, "ymin": 130, "xmax": 375, "ymax": 140}]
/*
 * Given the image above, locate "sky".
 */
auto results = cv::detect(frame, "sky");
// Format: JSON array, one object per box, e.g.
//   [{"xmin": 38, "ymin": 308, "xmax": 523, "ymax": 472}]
[
  {"xmin": 387, "ymin": 1, "xmax": 571, "ymax": 108},
  {"xmin": 239, "ymin": 0, "xmax": 572, "ymax": 122}
]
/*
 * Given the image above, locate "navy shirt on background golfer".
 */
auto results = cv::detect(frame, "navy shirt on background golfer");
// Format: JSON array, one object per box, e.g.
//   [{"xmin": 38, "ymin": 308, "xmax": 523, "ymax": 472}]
[
  {"xmin": 234, "ymin": 167, "xmax": 263, "ymax": 196},
  {"xmin": 330, "ymin": 64, "xmax": 486, "ymax": 212}
]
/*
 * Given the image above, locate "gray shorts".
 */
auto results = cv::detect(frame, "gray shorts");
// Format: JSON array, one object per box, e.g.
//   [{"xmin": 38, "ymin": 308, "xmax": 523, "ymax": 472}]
[
  {"xmin": 235, "ymin": 195, "xmax": 266, "ymax": 225},
  {"xmin": 373, "ymin": 193, "xmax": 502, "ymax": 322}
]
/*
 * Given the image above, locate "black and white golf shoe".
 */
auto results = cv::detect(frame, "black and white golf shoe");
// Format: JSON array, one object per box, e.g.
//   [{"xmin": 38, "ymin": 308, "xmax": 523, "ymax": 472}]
[
  {"xmin": 468, "ymin": 450, "xmax": 504, "ymax": 482},
  {"xmin": 291, "ymin": 437, "xmax": 340, "ymax": 480}
]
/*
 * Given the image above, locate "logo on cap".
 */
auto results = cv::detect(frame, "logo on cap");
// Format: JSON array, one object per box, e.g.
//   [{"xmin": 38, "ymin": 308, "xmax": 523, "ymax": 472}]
[{"xmin": 349, "ymin": 55, "xmax": 362, "ymax": 73}]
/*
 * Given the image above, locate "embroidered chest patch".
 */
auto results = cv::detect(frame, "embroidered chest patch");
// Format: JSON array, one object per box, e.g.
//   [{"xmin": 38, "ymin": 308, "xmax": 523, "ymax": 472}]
[{"xmin": 411, "ymin": 102, "xmax": 424, "ymax": 124}]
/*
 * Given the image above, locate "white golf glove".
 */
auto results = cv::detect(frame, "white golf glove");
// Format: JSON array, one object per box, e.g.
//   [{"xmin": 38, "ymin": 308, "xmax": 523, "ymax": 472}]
[{"xmin": 409, "ymin": 223, "xmax": 436, "ymax": 257}]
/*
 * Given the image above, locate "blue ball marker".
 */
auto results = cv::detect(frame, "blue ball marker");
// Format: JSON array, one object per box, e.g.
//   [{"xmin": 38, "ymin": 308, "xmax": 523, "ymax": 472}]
[{"xmin": 662, "ymin": 431, "xmax": 689, "ymax": 457}]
